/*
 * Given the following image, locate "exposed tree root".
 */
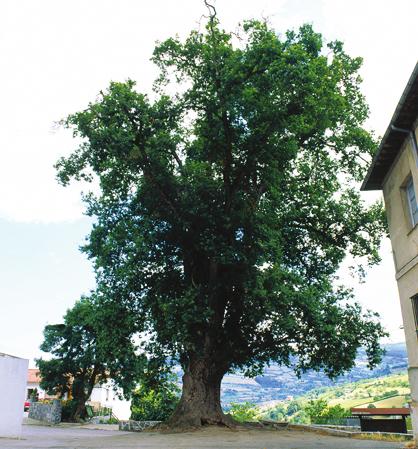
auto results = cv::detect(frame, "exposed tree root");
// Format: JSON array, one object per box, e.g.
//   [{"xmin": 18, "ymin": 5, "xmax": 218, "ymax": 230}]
[{"xmin": 153, "ymin": 413, "xmax": 243, "ymax": 433}]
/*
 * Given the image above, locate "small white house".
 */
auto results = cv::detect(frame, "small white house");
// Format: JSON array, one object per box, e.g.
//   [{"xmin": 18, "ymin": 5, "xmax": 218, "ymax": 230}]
[
  {"xmin": 89, "ymin": 382, "xmax": 131, "ymax": 420},
  {"xmin": 26, "ymin": 369, "xmax": 47, "ymax": 400},
  {"xmin": 0, "ymin": 353, "xmax": 28, "ymax": 438},
  {"xmin": 25, "ymin": 369, "xmax": 130, "ymax": 420}
]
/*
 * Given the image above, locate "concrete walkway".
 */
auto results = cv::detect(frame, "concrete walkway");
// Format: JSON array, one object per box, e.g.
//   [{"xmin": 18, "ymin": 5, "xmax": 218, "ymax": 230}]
[{"xmin": 0, "ymin": 425, "xmax": 407, "ymax": 448}]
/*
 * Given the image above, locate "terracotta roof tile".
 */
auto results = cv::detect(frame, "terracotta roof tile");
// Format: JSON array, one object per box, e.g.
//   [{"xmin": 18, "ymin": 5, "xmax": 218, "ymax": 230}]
[{"xmin": 27, "ymin": 369, "xmax": 41, "ymax": 383}]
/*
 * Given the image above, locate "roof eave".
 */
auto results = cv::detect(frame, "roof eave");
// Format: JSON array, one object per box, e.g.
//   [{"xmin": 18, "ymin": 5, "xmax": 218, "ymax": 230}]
[{"xmin": 361, "ymin": 62, "xmax": 418, "ymax": 191}]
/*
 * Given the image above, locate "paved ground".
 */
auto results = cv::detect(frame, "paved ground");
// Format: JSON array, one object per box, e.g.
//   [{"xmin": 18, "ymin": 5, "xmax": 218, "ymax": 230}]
[{"xmin": 0, "ymin": 425, "xmax": 407, "ymax": 449}]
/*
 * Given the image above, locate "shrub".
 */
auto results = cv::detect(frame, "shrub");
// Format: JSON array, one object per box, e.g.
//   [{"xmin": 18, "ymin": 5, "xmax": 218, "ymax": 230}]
[
  {"xmin": 286, "ymin": 400, "xmax": 302, "ymax": 415},
  {"xmin": 305, "ymin": 400, "xmax": 349, "ymax": 424},
  {"xmin": 265, "ymin": 404, "xmax": 286, "ymax": 421},
  {"xmin": 130, "ymin": 379, "xmax": 180, "ymax": 421},
  {"xmin": 290, "ymin": 410, "xmax": 309, "ymax": 424},
  {"xmin": 305, "ymin": 399, "xmax": 328, "ymax": 421},
  {"xmin": 61, "ymin": 400, "xmax": 78, "ymax": 422},
  {"xmin": 228, "ymin": 402, "xmax": 258, "ymax": 422}
]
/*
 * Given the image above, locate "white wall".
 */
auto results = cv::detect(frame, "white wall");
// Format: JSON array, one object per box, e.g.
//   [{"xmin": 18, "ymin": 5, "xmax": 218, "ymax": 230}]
[
  {"xmin": 112, "ymin": 397, "xmax": 131, "ymax": 421},
  {"xmin": 0, "ymin": 353, "xmax": 28, "ymax": 438},
  {"xmin": 26, "ymin": 382, "xmax": 46, "ymax": 400},
  {"xmin": 89, "ymin": 383, "xmax": 131, "ymax": 420}
]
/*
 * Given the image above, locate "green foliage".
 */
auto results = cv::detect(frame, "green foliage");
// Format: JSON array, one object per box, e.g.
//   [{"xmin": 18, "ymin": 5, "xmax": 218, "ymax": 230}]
[
  {"xmin": 260, "ymin": 373, "xmax": 410, "ymax": 424},
  {"xmin": 55, "ymin": 13, "xmax": 387, "ymax": 419},
  {"xmin": 372, "ymin": 389, "xmax": 399, "ymax": 401},
  {"xmin": 305, "ymin": 399, "xmax": 328, "ymax": 420},
  {"xmin": 287, "ymin": 400, "xmax": 303, "ymax": 416},
  {"xmin": 36, "ymin": 297, "xmax": 141, "ymax": 421},
  {"xmin": 29, "ymin": 388, "xmax": 39, "ymax": 401},
  {"xmin": 262, "ymin": 372, "xmax": 410, "ymax": 423},
  {"xmin": 293, "ymin": 399, "xmax": 349, "ymax": 424},
  {"xmin": 367, "ymin": 403, "xmax": 377, "ymax": 408},
  {"xmin": 228, "ymin": 402, "xmax": 259, "ymax": 422},
  {"xmin": 130, "ymin": 374, "xmax": 180, "ymax": 421},
  {"xmin": 264, "ymin": 404, "xmax": 286, "ymax": 421},
  {"xmin": 61, "ymin": 400, "xmax": 78, "ymax": 422},
  {"xmin": 313, "ymin": 404, "xmax": 349, "ymax": 424},
  {"xmin": 325, "ymin": 404, "xmax": 348, "ymax": 419}
]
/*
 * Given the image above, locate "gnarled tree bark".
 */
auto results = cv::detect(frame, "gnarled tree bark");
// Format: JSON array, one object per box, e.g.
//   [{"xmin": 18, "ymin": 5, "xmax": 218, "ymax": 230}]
[{"xmin": 166, "ymin": 357, "xmax": 237, "ymax": 429}]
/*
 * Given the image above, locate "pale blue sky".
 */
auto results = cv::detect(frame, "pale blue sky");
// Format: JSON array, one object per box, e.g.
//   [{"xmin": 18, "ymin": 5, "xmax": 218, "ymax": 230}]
[
  {"xmin": 1, "ymin": 0, "xmax": 417, "ymax": 366},
  {"xmin": 0, "ymin": 218, "xmax": 95, "ymax": 363}
]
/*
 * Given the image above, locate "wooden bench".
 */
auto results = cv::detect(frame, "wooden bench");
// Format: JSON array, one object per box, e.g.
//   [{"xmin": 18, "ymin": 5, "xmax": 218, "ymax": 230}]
[{"xmin": 351, "ymin": 407, "xmax": 410, "ymax": 434}]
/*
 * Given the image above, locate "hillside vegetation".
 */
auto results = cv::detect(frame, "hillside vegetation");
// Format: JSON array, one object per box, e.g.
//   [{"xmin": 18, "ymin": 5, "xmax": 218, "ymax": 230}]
[
  {"xmin": 260, "ymin": 372, "xmax": 410, "ymax": 423},
  {"xmin": 221, "ymin": 343, "xmax": 407, "ymax": 405}
]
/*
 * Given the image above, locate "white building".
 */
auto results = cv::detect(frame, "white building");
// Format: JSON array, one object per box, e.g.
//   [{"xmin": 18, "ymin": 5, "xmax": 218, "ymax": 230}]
[
  {"xmin": 26, "ymin": 369, "xmax": 46, "ymax": 400},
  {"xmin": 89, "ymin": 382, "xmax": 131, "ymax": 420},
  {"xmin": 25, "ymin": 369, "xmax": 131, "ymax": 420},
  {"xmin": 0, "ymin": 353, "xmax": 28, "ymax": 438}
]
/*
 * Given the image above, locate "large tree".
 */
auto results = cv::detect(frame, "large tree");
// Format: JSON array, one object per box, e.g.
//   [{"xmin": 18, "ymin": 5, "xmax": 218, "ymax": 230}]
[
  {"xmin": 56, "ymin": 11, "xmax": 387, "ymax": 427},
  {"xmin": 37, "ymin": 297, "xmax": 140, "ymax": 421}
]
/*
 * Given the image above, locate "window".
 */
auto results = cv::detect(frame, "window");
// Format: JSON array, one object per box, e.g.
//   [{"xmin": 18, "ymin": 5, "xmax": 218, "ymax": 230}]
[
  {"xmin": 412, "ymin": 295, "xmax": 418, "ymax": 332},
  {"xmin": 406, "ymin": 176, "xmax": 418, "ymax": 227}
]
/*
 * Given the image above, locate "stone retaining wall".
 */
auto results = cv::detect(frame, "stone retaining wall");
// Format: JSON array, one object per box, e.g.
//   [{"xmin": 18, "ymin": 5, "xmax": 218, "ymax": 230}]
[
  {"xmin": 288, "ymin": 423, "xmax": 413, "ymax": 441},
  {"xmin": 119, "ymin": 420, "xmax": 160, "ymax": 432},
  {"xmin": 28, "ymin": 400, "xmax": 62, "ymax": 424},
  {"xmin": 260, "ymin": 421, "xmax": 413, "ymax": 441}
]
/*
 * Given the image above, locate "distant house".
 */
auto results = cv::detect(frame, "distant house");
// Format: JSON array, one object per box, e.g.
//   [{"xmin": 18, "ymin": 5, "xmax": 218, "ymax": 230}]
[
  {"xmin": 26, "ymin": 369, "xmax": 45, "ymax": 400},
  {"xmin": 362, "ymin": 62, "xmax": 418, "ymax": 439},
  {"xmin": 0, "ymin": 353, "xmax": 28, "ymax": 438},
  {"xmin": 27, "ymin": 369, "xmax": 131, "ymax": 420},
  {"xmin": 88, "ymin": 382, "xmax": 131, "ymax": 420}
]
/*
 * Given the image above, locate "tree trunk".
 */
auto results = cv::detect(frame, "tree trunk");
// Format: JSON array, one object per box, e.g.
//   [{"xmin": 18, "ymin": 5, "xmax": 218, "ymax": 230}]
[
  {"xmin": 71, "ymin": 369, "xmax": 98, "ymax": 422},
  {"xmin": 72, "ymin": 398, "xmax": 87, "ymax": 422},
  {"xmin": 167, "ymin": 358, "xmax": 236, "ymax": 429}
]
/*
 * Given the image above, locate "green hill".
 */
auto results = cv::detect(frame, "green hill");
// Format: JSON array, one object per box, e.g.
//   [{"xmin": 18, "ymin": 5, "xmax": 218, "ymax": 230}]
[
  {"xmin": 221, "ymin": 342, "xmax": 408, "ymax": 405},
  {"xmin": 260, "ymin": 372, "xmax": 411, "ymax": 423}
]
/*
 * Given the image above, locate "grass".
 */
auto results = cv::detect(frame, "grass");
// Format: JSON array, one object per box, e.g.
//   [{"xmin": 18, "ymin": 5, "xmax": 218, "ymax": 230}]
[
  {"xmin": 355, "ymin": 432, "xmax": 413, "ymax": 442},
  {"xmin": 262, "ymin": 371, "xmax": 412, "ymax": 424},
  {"xmin": 330, "ymin": 394, "xmax": 410, "ymax": 409}
]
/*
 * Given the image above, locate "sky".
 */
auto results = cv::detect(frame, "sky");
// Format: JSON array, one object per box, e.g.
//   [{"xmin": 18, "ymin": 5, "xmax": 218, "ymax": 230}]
[{"xmin": 0, "ymin": 0, "xmax": 416, "ymax": 367}]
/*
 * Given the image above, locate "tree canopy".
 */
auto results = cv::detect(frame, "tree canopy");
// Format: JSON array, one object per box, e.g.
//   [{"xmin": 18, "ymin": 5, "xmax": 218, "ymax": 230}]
[
  {"xmin": 37, "ymin": 297, "xmax": 140, "ymax": 421},
  {"xmin": 55, "ymin": 14, "xmax": 387, "ymax": 427}
]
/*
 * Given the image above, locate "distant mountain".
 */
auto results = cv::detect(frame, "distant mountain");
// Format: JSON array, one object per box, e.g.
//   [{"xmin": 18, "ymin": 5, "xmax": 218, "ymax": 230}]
[{"xmin": 220, "ymin": 342, "xmax": 408, "ymax": 406}]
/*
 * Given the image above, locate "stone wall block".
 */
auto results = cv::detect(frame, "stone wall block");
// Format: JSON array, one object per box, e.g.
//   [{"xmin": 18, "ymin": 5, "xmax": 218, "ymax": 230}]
[
  {"xmin": 118, "ymin": 420, "xmax": 160, "ymax": 432},
  {"xmin": 28, "ymin": 400, "xmax": 62, "ymax": 424}
]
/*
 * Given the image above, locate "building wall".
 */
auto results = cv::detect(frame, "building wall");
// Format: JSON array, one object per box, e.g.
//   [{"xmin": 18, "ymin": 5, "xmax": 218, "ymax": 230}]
[
  {"xmin": 89, "ymin": 383, "xmax": 131, "ymax": 420},
  {"xmin": 0, "ymin": 354, "xmax": 29, "ymax": 438},
  {"xmin": 383, "ymin": 126, "xmax": 418, "ymax": 360},
  {"xmin": 383, "ymin": 131, "xmax": 418, "ymax": 267},
  {"xmin": 26, "ymin": 382, "xmax": 46, "ymax": 400},
  {"xmin": 382, "ymin": 124, "xmax": 418, "ymax": 433}
]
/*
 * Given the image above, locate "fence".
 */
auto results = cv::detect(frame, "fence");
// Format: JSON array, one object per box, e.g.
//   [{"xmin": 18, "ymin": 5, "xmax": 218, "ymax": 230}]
[
  {"xmin": 86, "ymin": 404, "xmax": 119, "ymax": 423},
  {"xmin": 311, "ymin": 416, "xmax": 360, "ymax": 427}
]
